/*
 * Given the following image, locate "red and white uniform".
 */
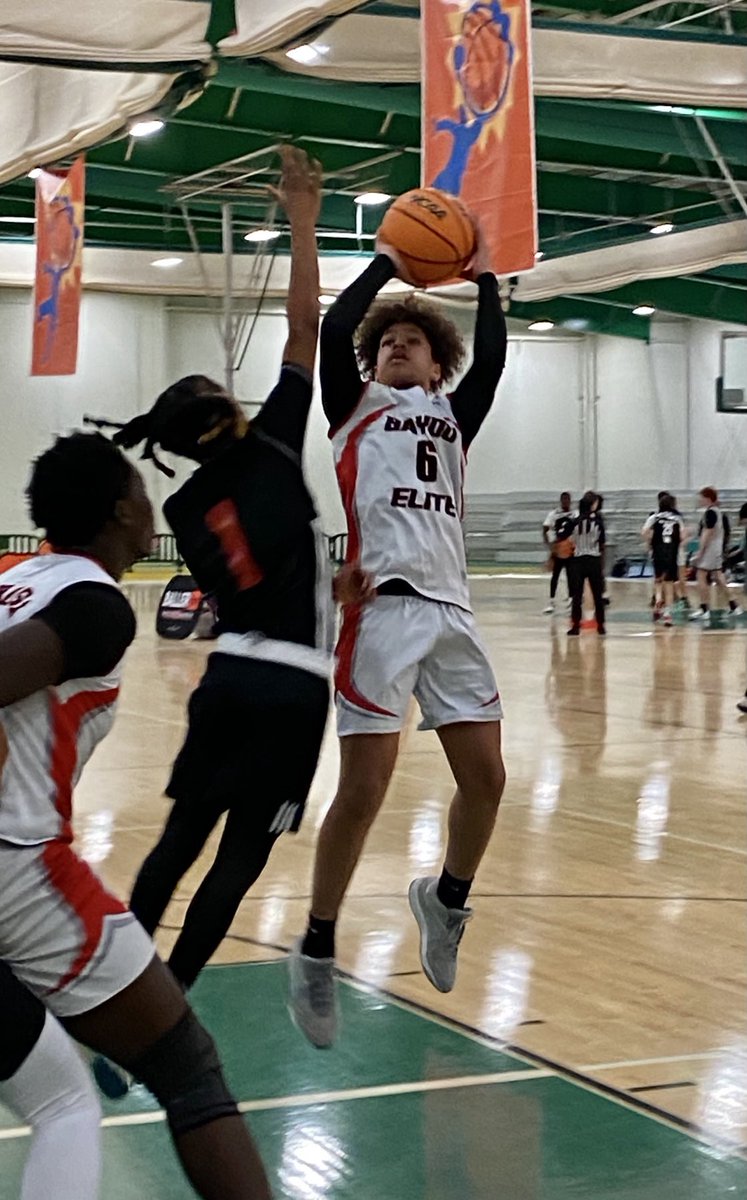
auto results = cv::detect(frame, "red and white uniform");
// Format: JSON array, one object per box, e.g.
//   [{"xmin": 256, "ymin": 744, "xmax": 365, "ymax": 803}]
[
  {"xmin": 0, "ymin": 555, "xmax": 153, "ymax": 1016},
  {"xmin": 332, "ymin": 382, "xmax": 470, "ymax": 610},
  {"xmin": 331, "ymin": 384, "xmax": 502, "ymax": 735}
]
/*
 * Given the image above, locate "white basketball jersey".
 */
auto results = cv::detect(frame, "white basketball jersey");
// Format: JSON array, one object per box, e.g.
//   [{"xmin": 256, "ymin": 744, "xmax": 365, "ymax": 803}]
[
  {"xmin": 0, "ymin": 554, "xmax": 125, "ymax": 846},
  {"xmin": 331, "ymin": 383, "xmax": 471, "ymax": 610}
]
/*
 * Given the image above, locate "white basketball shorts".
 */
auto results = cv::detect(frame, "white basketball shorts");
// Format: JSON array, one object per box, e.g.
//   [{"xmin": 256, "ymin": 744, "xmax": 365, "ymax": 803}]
[
  {"xmin": 335, "ymin": 595, "xmax": 503, "ymax": 736},
  {"xmin": 0, "ymin": 840, "xmax": 154, "ymax": 1018}
]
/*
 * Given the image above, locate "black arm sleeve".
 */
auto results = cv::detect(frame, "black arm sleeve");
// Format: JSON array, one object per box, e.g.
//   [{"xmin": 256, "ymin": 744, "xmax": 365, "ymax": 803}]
[
  {"xmin": 320, "ymin": 254, "xmax": 397, "ymax": 428},
  {"xmin": 449, "ymin": 274, "xmax": 507, "ymax": 449},
  {"xmin": 251, "ymin": 363, "xmax": 314, "ymax": 457},
  {"xmin": 32, "ymin": 583, "xmax": 136, "ymax": 682}
]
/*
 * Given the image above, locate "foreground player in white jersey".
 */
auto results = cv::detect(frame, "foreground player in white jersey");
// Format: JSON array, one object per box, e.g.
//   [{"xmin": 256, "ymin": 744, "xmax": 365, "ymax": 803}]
[
  {"xmin": 0, "ymin": 433, "xmax": 270, "ymax": 1198},
  {"xmin": 290, "ymin": 229, "xmax": 508, "ymax": 1047}
]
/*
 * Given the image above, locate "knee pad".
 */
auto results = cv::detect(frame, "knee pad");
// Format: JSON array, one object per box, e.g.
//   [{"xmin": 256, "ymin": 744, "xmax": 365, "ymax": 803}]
[{"xmin": 131, "ymin": 1012, "xmax": 238, "ymax": 1137}]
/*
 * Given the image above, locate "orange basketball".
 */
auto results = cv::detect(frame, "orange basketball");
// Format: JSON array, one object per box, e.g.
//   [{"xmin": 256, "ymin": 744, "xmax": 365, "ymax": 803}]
[{"xmin": 377, "ymin": 188, "xmax": 477, "ymax": 288}]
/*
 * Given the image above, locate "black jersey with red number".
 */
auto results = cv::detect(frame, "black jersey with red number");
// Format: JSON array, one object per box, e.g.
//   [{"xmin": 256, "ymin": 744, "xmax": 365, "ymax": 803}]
[{"xmin": 162, "ymin": 365, "xmax": 333, "ymax": 658}]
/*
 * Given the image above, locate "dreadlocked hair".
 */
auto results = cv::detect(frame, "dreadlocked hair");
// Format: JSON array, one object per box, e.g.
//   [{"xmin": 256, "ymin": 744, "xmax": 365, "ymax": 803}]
[
  {"xmin": 355, "ymin": 295, "xmax": 466, "ymax": 384},
  {"xmin": 27, "ymin": 432, "xmax": 134, "ymax": 546},
  {"xmin": 113, "ymin": 375, "xmax": 241, "ymax": 477}
]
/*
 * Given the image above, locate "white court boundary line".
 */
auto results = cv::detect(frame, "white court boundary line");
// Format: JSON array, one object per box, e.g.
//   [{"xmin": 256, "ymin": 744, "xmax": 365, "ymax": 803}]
[{"xmin": 0, "ymin": 1069, "xmax": 547, "ymax": 1142}]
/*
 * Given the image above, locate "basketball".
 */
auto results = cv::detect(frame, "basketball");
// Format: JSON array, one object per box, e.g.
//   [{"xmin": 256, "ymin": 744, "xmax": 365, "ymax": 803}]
[
  {"xmin": 458, "ymin": 7, "xmax": 514, "ymax": 118},
  {"xmin": 377, "ymin": 187, "xmax": 477, "ymax": 288},
  {"xmin": 555, "ymin": 538, "xmax": 575, "ymax": 559}
]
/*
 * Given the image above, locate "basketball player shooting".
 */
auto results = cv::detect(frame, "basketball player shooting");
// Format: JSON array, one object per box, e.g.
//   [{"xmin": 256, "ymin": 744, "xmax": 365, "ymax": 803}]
[{"xmin": 289, "ymin": 216, "xmax": 509, "ymax": 1048}]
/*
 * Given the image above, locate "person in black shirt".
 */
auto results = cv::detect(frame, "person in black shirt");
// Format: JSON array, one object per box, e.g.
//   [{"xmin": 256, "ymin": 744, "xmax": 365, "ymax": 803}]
[
  {"xmin": 641, "ymin": 492, "xmax": 683, "ymax": 626},
  {"xmin": 542, "ymin": 491, "xmax": 574, "ymax": 614},
  {"xmin": 567, "ymin": 490, "xmax": 606, "ymax": 636},
  {"xmin": 112, "ymin": 148, "xmax": 372, "ymax": 995}
]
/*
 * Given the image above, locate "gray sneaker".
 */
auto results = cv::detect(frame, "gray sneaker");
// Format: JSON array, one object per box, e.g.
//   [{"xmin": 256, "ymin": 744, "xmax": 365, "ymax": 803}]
[
  {"xmin": 288, "ymin": 937, "xmax": 339, "ymax": 1048},
  {"xmin": 408, "ymin": 877, "xmax": 472, "ymax": 994}
]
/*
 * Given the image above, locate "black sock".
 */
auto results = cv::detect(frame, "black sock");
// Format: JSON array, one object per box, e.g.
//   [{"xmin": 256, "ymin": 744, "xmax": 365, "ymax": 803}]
[
  {"xmin": 437, "ymin": 868, "xmax": 473, "ymax": 911},
  {"xmin": 701, "ymin": 603, "xmax": 709, "ymax": 613},
  {"xmin": 301, "ymin": 915, "xmax": 336, "ymax": 959},
  {"xmin": 729, "ymin": 600, "xmax": 737, "ymax": 612}
]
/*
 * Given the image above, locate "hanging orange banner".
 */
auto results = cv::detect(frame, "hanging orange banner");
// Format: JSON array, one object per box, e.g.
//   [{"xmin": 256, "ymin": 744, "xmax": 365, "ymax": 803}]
[
  {"xmin": 31, "ymin": 156, "xmax": 85, "ymax": 376},
  {"xmin": 422, "ymin": 0, "xmax": 537, "ymax": 276}
]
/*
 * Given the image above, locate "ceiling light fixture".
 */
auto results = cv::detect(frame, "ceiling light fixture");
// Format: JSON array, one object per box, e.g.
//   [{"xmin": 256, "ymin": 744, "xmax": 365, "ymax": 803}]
[
  {"xmin": 129, "ymin": 117, "xmax": 165, "ymax": 139},
  {"xmin": 633, "ymin": 304, "xmax": 656, "ymax": 316},
  {"xmin": 0, "ymin": 215, "xmax": 35, "ymax": 224},
  {"xmin": 354, "ymin": 192, "xmax": 392, "ymax": 206},
  {"xmin": 650, "ymin": 222, "xmax": 674, "ymax": 235},
  {"xmin": 319, "ymin": 295, "xmax": 337, "ymax": 306},
  {"xmin": 27, "ymin": 167, "xmax": 43, "ymax": 179},
  {"xmin": 286, "ymin": 43, "xmax": 329, "ymax": 66},
  {"xmin": 151, "ymin": 256, "xmax": 183, "ymax": 268},
  {"xmin": 244, "ymin": 228, "xmax": 281, "ymax": 243},
  {"xmin": 528, "ymin": 320, "xmax": 555, "ymax": 332}
]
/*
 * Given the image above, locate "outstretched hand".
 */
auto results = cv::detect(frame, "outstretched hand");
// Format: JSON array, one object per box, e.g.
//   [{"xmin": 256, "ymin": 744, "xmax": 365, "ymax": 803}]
[
  {"xmin": 269, "ymin": 144, "xmax": 323, "ymax": 225},
  {"xmin": 461, "ymin": 215, "xmax": 493, "ymax": 281},
  {"xmin": 333, "ymin": 563, "xmax": 377, "ymax": 607}
]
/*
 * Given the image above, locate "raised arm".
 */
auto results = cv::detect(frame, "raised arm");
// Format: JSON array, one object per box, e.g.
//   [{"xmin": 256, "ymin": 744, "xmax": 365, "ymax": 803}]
[
  {"xmin": 252, "ymin": 147, "xmax": 321, "ymax": 454},
  {"xmin": 449, "ymin": 226, "xmax": 507, "ymax": 449},
  {"xmin": 320, "ymin": 254, "xmax": 396, "ymax": 428}
]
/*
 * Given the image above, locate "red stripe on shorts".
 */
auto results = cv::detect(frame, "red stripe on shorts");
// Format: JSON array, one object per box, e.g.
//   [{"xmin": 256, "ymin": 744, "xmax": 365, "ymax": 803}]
[
  {"xmin": 335, "ymin": 604, "xmax": 397, "ymax": 717},
  {"xmin": 49, "ymin": 687, "xmax": 119, "ymax": 841},
  {"xmin": 41, "ymin": 840, "xmax": 127, "ymax": 997}
]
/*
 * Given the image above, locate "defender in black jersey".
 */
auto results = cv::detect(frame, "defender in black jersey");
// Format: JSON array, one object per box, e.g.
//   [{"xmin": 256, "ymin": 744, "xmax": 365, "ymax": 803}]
[{"xmin": 112, "ymin": 149, "xmax": 368, "ymax": 993}]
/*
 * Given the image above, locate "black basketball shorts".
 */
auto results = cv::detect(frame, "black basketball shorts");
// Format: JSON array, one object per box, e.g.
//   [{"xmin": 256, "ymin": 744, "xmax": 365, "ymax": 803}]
[{"xmin": 166, "ymin": 653, "xmax": 330, "ymax": 834}]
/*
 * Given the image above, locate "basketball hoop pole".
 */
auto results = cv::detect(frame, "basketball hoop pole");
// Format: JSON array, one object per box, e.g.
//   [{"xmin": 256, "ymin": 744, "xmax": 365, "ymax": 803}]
[{"xmin": 222, "ymin": 202, "xmax": 235, "ymax": 393}]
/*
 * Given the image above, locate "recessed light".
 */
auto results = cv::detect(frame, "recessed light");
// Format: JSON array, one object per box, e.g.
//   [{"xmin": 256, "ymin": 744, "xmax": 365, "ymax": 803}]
[
  {"xmin": 633, "ymin": 304, "xmax": 656, "ymax": 316},
  {"xmin": 286, "ymin": 43, "xmax": 329, "ymax": 65},
  {"xmin": 129, "ymin": 118, "xmax": 165, "ymax": 139},
  {"xmin": 528, "ymin": 320, "xmax": 555, "ymax": 332},
  {"xmin": 244, "ymin": 228, "xmax": 281, "ymax": 243},
  {"xmin": 650, "ymin": 223, "xmax": 674, "ymax": 235},
  {"xmin": 534, "ymin": 250, "xmax": 544, "ymax": 261},
  {"xmin": 27, "ymin": 168, "xmax": 43, "ymax": 179},
  {"xmin": 651, "ymin": 105, "xmax": 693, "ymax": 116},
  {"xmin": 151, "ymin": 256, "xmax": 183, "ymax": 268},
  {"xmin": 354, "ymin": 192, "xmax": 392, "ymax": 206},
  {"xmin": 0, "ymin": 215, "xmax": 35, "ymax": 224},
  {"xmin": 319, "ymin": 295, "xmax": 337, "ymax": 305}
]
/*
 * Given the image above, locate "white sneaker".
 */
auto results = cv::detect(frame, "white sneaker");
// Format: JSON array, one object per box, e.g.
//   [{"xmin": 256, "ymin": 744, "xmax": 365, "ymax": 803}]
[
  {"xmin": 543, "ymin": 602, "xmax": 555, "ymax": 614},
  {"xmin": 730, "ymin": 605, "xmax": 744, "ymax": 617},
  {"xmin": 690, "ymin": 608, "xmax": 708, "ymax": 621},
  {"xmin": 408, "ymin": 877, "xmax": 472, "ymax": 994},
  {"xmin": 662, "ymin": 610, "xmax": 672, "ymax": 627},
  {"xmin": 288, "ymin": 937, "xmax": 338, "ymax": 1048}
]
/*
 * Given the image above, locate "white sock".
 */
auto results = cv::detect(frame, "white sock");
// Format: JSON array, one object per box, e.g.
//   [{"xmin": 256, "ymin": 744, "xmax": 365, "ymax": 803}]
[{"xmin": 1, "ymin": 1012, "xmax": 102, "ymax": 1200}]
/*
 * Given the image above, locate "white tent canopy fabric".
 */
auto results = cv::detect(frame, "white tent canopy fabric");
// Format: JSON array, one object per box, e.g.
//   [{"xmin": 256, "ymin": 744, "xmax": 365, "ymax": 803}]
[
  {"xmin": 0, "ymin": 220, "xmax": 744, "ymax": 302},
  {"xmin": 222, "ymin": 1, "xmax": 747, "ymax": 108},
  {"xmin": 0, "ymin": 1, "xmax": 212, "ymax": 66},
  {"xmin": 0, "ymin": 2, "xmax": 212, "ymax": 184}
]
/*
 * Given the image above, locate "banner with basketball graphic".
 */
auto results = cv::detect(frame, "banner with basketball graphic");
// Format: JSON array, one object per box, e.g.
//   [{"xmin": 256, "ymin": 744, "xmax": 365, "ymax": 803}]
[
  {"xmin": 31, "ymin": 156, "xmax": 85, "ymax": 376},
  {"xmin": 422, "ymin": 0, "xmax": 537, "ymax": 276}
]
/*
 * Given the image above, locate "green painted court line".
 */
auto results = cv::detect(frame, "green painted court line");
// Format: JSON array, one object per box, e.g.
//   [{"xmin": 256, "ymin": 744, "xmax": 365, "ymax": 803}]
[{"xmin": 340, "ymin": 974, "xmax": 747, "ymax": 1158}]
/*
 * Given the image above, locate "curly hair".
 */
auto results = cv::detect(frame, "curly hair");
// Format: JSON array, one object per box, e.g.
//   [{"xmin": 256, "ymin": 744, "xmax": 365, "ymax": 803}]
[
  {"xmin": 27, "ymin": 432, "xmax": 134, "ymax": 546},
  {"xmin": 356, "ymin": 295, "xmax": 466, "ymax": 384}
]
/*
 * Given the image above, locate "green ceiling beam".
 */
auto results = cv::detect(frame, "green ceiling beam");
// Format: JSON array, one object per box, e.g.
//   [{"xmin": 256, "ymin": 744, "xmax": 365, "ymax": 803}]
[
  {"xmin": 507, "ymin": 296, "xmax": 651, "ymax": 341},
  {"xmin": 214, "ymin": 60, "xmax": 421, "ymax": 118},
  {"xmin": 591, "ymin": 277, "xmax": 747, "ymax": 325}
]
